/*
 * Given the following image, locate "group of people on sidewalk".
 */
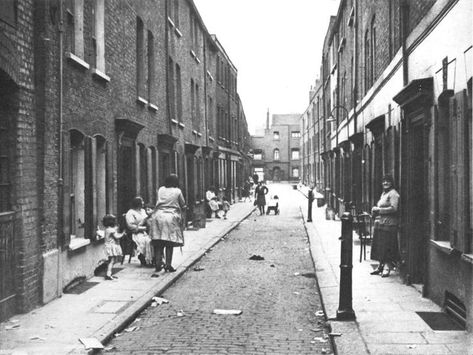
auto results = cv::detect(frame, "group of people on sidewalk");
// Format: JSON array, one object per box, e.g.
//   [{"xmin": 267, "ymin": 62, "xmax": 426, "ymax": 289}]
[
  {"xmin": 102, "ymin": 174, "xmax": 187, "ymax": 280},
  {"xmin": 205, "ymin": 186, "xmax": 231, "ymax": 219}
]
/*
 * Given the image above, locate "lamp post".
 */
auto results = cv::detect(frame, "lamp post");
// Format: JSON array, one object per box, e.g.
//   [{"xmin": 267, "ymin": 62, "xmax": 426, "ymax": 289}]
[
  {"xmin": 325, "ymin": 115, "xmax": 336, "ymax": 220},
  {"xmin": 329, "ymin": 105, "xmax": 349, "ymax": 140},
  {"xmin": 328, "ymin": 104, "xmax": 356, "ymax": 321}
]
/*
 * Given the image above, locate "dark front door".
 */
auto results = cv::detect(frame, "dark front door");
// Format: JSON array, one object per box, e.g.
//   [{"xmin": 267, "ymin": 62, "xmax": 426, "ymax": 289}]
[
  {"xmin": 186, "ymin": 155, "xmax": 195, "ymax": 222},
  {"xmin": 402, "ymin": 111, "xmax": 428, "ymax": 284},
  {"xmin": 0, "ymin": 212, "xmax": 16, "ymax": 321},
  {"xmin": 118, "ymin": 138, "xmax": 135, "ymax": 215},
  {"xmin": 273, "ymin": 167, "xmax": 281, "ymax": 181}
]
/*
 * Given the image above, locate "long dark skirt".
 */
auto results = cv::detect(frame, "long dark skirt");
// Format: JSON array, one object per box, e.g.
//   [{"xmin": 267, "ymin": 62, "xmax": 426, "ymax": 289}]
[
  {"xmin": 256, "ymin": 194, "xmax": 266, "ymax": 207},
  {"xmin": 370, "ymin": 221, "xmax": 399, "ymax": 264}
]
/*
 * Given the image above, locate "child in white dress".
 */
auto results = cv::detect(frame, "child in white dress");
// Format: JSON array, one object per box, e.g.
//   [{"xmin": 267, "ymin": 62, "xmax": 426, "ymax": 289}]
[{"xmin": 103, "ymin": 214, "xmax": 124, "ymax": 280}]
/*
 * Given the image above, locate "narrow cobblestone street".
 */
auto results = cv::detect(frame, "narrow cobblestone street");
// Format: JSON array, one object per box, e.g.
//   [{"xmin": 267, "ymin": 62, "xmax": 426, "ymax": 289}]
[{"xmin": 105, "ymin": 185, "xmax": 332, "ymax": 354}]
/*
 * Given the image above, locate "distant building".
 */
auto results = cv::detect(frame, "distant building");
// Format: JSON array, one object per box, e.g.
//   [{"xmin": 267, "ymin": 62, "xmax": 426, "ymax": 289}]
[{"xmin": 251, "ymin": 111, "xmax": 301, "ymax": 182}]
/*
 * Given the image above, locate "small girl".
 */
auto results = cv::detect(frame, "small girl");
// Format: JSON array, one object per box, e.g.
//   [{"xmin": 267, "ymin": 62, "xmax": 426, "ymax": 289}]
[
  {"xmin": 222, "ymin": 197, "xmax": 231, "ymax": 219},
  {"xmin": 103, "ymin": 214, "xmax": 124, "ymax": 280}
]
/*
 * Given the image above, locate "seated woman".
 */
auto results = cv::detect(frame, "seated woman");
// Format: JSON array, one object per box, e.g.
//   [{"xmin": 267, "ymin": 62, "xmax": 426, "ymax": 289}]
[
  {"xmin": 209, "ymin": 197, "xmax": 221, "ymax": 218},
  {"xmin": 125, "ymin": 196, "xmax": 153, "ymax": 266}
]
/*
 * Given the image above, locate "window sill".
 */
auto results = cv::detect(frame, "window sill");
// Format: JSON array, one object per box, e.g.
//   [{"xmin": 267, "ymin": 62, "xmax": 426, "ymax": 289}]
[
  {"xmin": 167, "ymin": 17, "xmax": 175, "ymax": 27},
  {"xmin": 207, "ymin": 70, "xmax": 214, "ymax": 81},
  {"xmin": 66, "ymin": 52, "xmax": 90, "ymax": 70},
  {"xmin": 192, "ymin": 130, "xmax": 198, "ymax": 135},
  {"xmin": 68, "ymin": 237, "xmax": 91, "ymax": 251},
  {"xmin": 338, "ymin": 37, "xmax": 346, "ymax": 53},
  {"xmin": 178, "ymin": 122, "xmax": 185, "ymax": 129},
  {"xmin": 209, "ymin": 136, "xmax": 215, "ymax": 142},
  {"xmin": 194, "ymin": 56, "xmax": 201, "ymax": 64},
  {"xmin": 92, "ymin": 68, "xmax": 110, "ymax": 82},
  {"xmin": 137, "ymin": 96, "xmax": 148, "ymax": 106},
  {"xmin": 430, "ymin": 241, "xmax": 473, "ymax": 264},
  {"xmin": 461, "ymin": 253, "xmax": 473, "ymax": 264},
  {"xmin": 331, "ymin": 63, "xmax": 337, "ymax": 75},
  {"xmin": 430, "ymin": 240, "xmax": 454, "ymax": 254},
  {"xmin": 190, "ymin": 49, "xmax": 196, "ymax": 59},
  {"xmin": 148, "ymin": 103, "xmax": 159, "ymax": 112},
  {"xmin": 174, "ymin": 27, "xmax": 182, "ymax": 38},
  {"xmin": 197, "ymin": 132, "xmax": 202, "ymax": 137},
  {"xmin": 171, "ymin": 119, "xmax": 179, "ymax": 125}
]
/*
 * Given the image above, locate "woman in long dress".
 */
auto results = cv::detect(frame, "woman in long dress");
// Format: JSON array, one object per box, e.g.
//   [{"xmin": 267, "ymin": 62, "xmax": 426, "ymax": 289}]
[
  {"xmin": 254, "ymin": 181, "xmax": 268, "ymax": 215},
  {"xmin": 125, "ymin": 196, "xmax": 153, "ymax": 266},
  {"xmin": 149, "ymin": 174, "xmax": 186, "ymax": 275},
  {"xmin": 370, "ymin": 175, "xmax": 400, "ymax": 277}
]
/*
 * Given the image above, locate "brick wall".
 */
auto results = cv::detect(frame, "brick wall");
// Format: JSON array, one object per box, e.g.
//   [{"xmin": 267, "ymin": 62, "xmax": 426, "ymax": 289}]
[
  {"xmin": 355, "ymin": 0, "xmax": 435, "ymax": 96},
  {"xmin": 1, "ymin": 0, "xmax": 43, "ymax": 313}
]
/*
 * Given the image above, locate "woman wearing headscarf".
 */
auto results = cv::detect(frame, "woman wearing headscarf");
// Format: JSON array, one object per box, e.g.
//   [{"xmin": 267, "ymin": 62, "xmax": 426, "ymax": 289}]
[
  {"xmin": 149, "ymin": 174, "xmax": 186, "ymax": 275},
  {"xmin": 370, "ymin": 175, "xmax": 400, "ymax": 277}
]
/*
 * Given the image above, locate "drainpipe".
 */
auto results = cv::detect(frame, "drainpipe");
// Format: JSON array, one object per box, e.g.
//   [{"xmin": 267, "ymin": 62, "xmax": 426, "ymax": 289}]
[
  {"xmin": 203, "ymin": 36, "xmax": 208, "ymax": 147},
  {"xmin": 322, "ymin": 54, "xmax": 327, "ymax": 201},
  {"xmin": 352, "ymin": 0, "xmax": 358, "ymax": 205},
  {"xmin": 165, "ymin": 0, "xmax": 172, "ymax": 135},
  {"xmin": 57, "ymin": 0, "xmax": 64, "ymax": 296},
  {"xmin": 400, "ymin": 0, "xmax": 409, "ymax": 86},
  {"xmin": 202, "ymin": 36, "xmax": 207, "ymax": 197}
]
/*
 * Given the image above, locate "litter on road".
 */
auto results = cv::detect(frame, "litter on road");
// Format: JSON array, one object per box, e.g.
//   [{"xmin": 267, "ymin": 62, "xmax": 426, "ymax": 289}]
[
  {"xmin": 315, "ymin": 310, "xmax": 325, "ymax": 316},
  {"xmin": 152, "ymin": 296, "xmax": 169, "ymax": 305},
  {"xmin": 249, "ymin": 254, "xmax": 264, "ymax": 260},
  {"xmin": 124, "ymin": 326, "xmax": 140, "ymax": 332},
  {"xmin": 5, "ymin": 324, "xmax": 20, "ymax": 330},
  {"xmin": 193, "ymin": 266, "xmax": 205, "ymax": 271},
  {"xmin": 213, "ymin": 309, "xmax": 243, "ymax": 315},
  {"xmin": 79, "ymin": 337, "xmax": 104, "ymax": 350},
  {"xmin": 310, "ymin": 327, "xmax": 323, "ymax": 332},
  {"xmin": 313, "ymin": 337, "xmax": 328, "ymax": 343},
  {"xmin": 29, "ymin": 336, "xmax": 45, "ymax": 341},
  {"xmin": 329, "ymin": 332, "xmax": 342, "ymax": 337}
]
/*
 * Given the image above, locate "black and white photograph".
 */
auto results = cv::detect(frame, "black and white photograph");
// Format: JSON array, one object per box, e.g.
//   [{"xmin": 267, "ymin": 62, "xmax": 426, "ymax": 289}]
[{"xmin": 0, "ymin": 0, "xmax": 472, "ymax": 353}]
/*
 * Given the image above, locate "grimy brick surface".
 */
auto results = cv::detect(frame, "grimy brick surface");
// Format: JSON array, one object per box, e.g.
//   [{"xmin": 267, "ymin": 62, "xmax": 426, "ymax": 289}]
[{"xmin": 107, "ymin": 201, "xmax": 333, "ymax": 354}]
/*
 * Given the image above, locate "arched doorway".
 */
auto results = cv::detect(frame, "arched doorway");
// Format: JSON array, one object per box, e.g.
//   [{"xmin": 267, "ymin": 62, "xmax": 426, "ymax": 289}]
[{"xmin": 272, "ymin": 166, "xmax": 281, "ymax": 181}]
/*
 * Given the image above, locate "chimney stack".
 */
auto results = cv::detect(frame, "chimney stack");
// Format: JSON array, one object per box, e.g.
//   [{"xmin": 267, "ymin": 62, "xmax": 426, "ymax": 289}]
[
  {"xmin": 266, "ymin": 108, "xmax": 270, "ymax": 131},
  {"xmin": 309, "ymin": 85, "xmax": 316, "ymax": 102}
]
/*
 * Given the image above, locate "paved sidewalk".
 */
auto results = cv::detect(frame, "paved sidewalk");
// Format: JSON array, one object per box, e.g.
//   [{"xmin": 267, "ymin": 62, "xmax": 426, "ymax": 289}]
[
  {"xmin": 299, "ymin": 190, "xmax": 472, "ymax": 355},
  {"xmin": 0, "ymin": 202, "xmax": 256, "ymax": 355}
]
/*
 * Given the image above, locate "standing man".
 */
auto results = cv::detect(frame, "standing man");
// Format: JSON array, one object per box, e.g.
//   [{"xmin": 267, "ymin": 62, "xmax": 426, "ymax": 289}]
[{"xmin": 307, "ymin": 186, "xmax": 314, "ymax": 222}]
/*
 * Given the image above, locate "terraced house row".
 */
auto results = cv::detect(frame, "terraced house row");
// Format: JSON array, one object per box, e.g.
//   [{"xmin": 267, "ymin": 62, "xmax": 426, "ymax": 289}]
[
  {"xmin": 300, "ymin": 0, "xmax": 472, "ymax": 330},
  {"xmin": 0, "ymin": 0, "xmax": 251, "ymax": 321}
]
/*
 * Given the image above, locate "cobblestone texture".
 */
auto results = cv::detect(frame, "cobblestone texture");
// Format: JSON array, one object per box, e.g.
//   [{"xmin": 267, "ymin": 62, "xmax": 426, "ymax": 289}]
[{"xmin": 105, "ymin": 196, "xmax": 333, "ymax": 354}]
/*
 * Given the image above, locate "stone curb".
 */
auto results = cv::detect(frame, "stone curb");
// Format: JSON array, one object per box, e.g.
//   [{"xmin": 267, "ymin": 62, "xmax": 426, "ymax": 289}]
[
  {"xmin": 72, "ymin": 206, "xmax": 257, "ymax": 354},
  {"xmin": 300, "ymin": 206, "xmax": 369, "ymax": 355}
]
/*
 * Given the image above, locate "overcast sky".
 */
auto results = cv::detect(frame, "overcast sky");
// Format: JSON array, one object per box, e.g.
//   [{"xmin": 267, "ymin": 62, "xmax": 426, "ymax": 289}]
[{"xmin": 194, "ymin": 0, "xmax": 340, "ymax": 134}]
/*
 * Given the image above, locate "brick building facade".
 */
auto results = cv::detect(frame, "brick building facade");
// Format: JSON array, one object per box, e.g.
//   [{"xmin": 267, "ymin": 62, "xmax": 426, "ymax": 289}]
[
  {"xmin": 301, "ymin": 0, "xmax": 472, "ymax": 330},
  {"xmin": 251, "ymin": 112, "xmax": 301, "ymax": 182},
  {"xmin": 0, "ymin": 0, "xmax": 251, "ymax": 321}
]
